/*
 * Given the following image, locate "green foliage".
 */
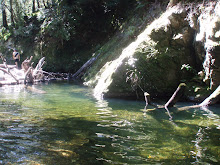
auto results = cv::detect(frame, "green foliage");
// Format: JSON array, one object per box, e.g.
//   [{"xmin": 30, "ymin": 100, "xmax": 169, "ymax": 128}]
[
  {"xmin": 126, "ymin": 68, "xmax": 141, "ymax": 91},
  {"xmin": 135, "ymin": 0, "xmax": 151, "ymax": 9},
  {"xmin": 124, "ymin": 26, "xmax": 136, "ymax": 38},
  {"xmin": 39, "ymin": 4, "xmax": 77, "ymax": 42},
  {"xmin": 0, "ymin": 27, "xmax": 11, "ymax": 41},
  {"xmin": 180, "ymin": 64, "xmax": 197, "ymax": 82},
  {"xmin": 14, "ymin": 22, "xmax": 38, "ymax": 38},
  {"xmin": 181, "ymin": 64, "xmax": 196, "ymax": 73},
  {"xmin": 136, "ymin": 40, "xmax": 158, "ymax": 59},
  {"xmin": 41, "ymin": 17, "xmax": 71, "ymax": 41},
  {"xmin": 0, "ymin": 0, "xmax": 140, "ymax": 72}
]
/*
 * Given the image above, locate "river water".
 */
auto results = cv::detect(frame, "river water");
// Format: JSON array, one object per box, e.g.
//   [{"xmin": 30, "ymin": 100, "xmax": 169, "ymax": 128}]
[{"xmin": 0, "ymin": 81, "xmax": 219, "ymax": 164}]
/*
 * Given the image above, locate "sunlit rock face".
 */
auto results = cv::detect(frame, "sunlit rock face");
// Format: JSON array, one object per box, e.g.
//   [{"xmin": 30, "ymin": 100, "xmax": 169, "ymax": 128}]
[
  {"xmin": 87, "ymin": 1, "xmax": 220, "ymax": 101},
  {"xmin": 194, "ymin": 1, "xmax": 220, "ymax": 89},
  {"xmin": 106, "ymin": 5, "xmax": 197, "ymax": 99}
]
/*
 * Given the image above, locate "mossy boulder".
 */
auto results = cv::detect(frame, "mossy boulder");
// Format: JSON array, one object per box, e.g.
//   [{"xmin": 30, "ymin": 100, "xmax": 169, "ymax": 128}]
[
  {"xmin": 85, "ymin": 2, "xmax": 219, "ymax": 102},
  {"xmin": 105, "ymin": 5, "xmax": 199, "ymax": 99}
]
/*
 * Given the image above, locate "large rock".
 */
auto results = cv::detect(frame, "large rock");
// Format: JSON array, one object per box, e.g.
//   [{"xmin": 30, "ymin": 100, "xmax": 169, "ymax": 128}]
[
  {"xmin": 86, "ymin": 1, "xmax": 220, "ymax": 102},
  {"xmin": 106, "ymin": 5, "xmax": 198, "ymax": 99}
]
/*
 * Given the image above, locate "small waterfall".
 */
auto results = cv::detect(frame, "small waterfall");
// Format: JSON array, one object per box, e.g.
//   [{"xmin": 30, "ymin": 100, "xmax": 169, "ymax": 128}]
[
  {"xmin": 196, "ymin": 1, "xmax": 220, "ymax": 89},
  {"xmin": 93, "ymin": 6, "xmax": 181, "ymax": 100}
]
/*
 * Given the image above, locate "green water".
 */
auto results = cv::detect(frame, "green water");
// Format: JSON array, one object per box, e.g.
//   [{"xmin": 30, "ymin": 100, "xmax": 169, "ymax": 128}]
[{"xmin": 0, "ymin": 82, "xmax": 219, "ymax": 164}]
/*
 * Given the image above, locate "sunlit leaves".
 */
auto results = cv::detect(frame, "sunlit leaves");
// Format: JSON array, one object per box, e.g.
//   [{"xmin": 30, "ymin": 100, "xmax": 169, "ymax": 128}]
[{"xmin": 0, "ymin": 27, "xmax": 11, "ymax": 40}]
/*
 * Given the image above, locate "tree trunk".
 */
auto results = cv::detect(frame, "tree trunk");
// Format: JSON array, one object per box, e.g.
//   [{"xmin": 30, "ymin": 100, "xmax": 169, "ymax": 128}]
[
  {"xmin": 42, "ymin": 0, "xmax": 47, "ymax": 8},
  {"xmin": 36, "ymin": 0, "xmax": 40, "ymax": 8},
  {"xmin": 32, "ymin": 0, "xmax": 36, "ymax": 13},
  {"xmin": 10, "ymin": 0, "xmax": 15, "ymax": 26},
  {"xmin": 2, "ymin": 3, "xmax": 8, "ymax": 28}
]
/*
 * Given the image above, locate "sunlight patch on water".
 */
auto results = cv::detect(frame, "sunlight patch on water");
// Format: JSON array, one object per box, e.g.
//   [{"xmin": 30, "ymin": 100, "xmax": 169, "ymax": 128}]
[{"xmin": 0, "ymin": 85, "xmax": 25, "ymax": 100}]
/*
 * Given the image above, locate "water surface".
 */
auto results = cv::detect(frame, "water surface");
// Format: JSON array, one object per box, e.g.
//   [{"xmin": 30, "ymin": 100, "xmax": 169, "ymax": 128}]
[{"xmin": 0, "ymin": 82, "xmax": 219, "ymax": 164}]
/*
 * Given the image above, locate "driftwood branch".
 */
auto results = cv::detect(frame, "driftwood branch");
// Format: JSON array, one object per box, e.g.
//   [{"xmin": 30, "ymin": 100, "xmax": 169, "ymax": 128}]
[
  {"xmin": 22, "ymin": 56, "xmax": 33, "ymax": 72},
  {"xmin": 143, "ymin": 91, "xmax": 173, "ymax": 120},
  {"xmin": 24, "ymin": 67, "xmax": 34, "ymax": 84},
  {"xmin": 144, "ymin": 83, "xmax": 219, "ymax": 117},
  {"xmin": 164, "ymin": 83, "xmax": 219, "ymax": 110},
  {"xmin": 165, "ymin": 83, "xmax": 186, "ymax": 108},
  {"xmin": 1, "ymin": 62, "xmax": 19, "ymax": 83},
  {"xmin": 72, "ymin": 53, "xmax": 101, "ymax": 79},
  {"xmin": 33, "ymin": 57, "xmax": 45, "ymax": 77},
  {"xmin": 178, "ymin": 85, "xmax": 220, "ymax": 111},
  {"xmin": 200, "ymin": 85, "xmax": 220, "ymax": 106},
  {"xmin": 0, "ymin": 64, "xmax": 16, "ymax": 69},
  {"xmin": 4, "ymin": 64, "xmax": 19, "ymax": 83},
  {"xmin": 144, "ymin": 92, "xmax": 151, "ymax": 111},
  {"xmin": 0, "ymin": 67, "xmax": 9, "ymax": 74},
  {"xmin": 0, "ymin": 53, "xmax": 19, "ymax": 83},
  {"xmin": 0, "ymin": 55, "xmax": 46, "ymax": 85}
]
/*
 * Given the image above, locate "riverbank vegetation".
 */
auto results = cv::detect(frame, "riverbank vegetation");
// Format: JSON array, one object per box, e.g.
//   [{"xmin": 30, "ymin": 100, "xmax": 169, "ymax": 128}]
[
  {"xmin": 0, "ymin": 0, "xmax": 140, "ymax": 72},
  {"xmin": 0, "ymin": 0, "xmax": 219, "ymax": 103}
]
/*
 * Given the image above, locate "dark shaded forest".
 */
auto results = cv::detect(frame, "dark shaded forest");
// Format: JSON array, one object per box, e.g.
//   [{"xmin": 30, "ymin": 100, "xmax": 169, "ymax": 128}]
[{"xmin": 0, "ymin": 0, "xmax": 161, "ymax": 72}]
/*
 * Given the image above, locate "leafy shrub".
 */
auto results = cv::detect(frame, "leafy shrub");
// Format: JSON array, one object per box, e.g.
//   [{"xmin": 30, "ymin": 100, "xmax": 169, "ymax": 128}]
[{"xmin": 0, "ymin": 27, "xmax": 12, "ymax": 41}]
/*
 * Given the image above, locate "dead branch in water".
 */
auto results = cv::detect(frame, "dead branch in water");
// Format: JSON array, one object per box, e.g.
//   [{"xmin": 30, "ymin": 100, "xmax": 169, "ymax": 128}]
[
  {"xmin": 178, "ymin": 85, "xmax": 220, "ymax": 111},
  {"xmin": 165, "ymin": 83, "xmax": 186, "ymax": 108},
  {"xmin": 200, "ymin": 85, "xmax": 220, "ymax": 106},
  {"xmin": 144, "ymin": 83, "xmax": 220, "ymax": 116}
]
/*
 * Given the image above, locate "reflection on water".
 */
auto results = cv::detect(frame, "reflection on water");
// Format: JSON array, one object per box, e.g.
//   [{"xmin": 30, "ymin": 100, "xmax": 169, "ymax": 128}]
[{"xmin": 0, "ymin": 82, "xmax": 219, "ymax": 164}]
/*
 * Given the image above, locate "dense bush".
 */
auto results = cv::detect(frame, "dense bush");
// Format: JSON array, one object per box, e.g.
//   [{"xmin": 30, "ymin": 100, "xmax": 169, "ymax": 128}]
[{"xmin": 0, "ymin": 0, "xmax": 143, "ymax": 72}]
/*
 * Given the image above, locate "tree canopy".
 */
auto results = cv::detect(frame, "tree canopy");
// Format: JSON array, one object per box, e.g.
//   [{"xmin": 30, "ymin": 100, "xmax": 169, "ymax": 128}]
[{"xmin": 1, "ymin": 0, "xmax": 150, "ymax": 72}]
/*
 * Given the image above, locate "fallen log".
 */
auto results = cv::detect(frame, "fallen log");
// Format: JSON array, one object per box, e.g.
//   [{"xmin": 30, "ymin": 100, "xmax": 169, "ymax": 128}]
[
  {"xmin": 0, "ymin": 55, "xmax": 46, "ymax": 85},
  {"xmin": 200, "ymin": 85, "xmax": 220, "ymax": 106},
  {"xmin": 0, "ymin": 64, "xmax": 16, "ymax": 69},
  {"xmin": 22, "ymin": 56, "xmax": 33, "ymax": 72},
  {"xmin": 165, "ymin": 83, "xmax": 186, "ymax": 108},
  {"xmin": 143, "ymin": 83, "xmax": 219, "ymax": 118},
  {"xmin": 143, "ymin": 91, "xmax": 173, "ymax": 120},
  {"xmin": 1, "ymin": 62, "xmax": 19, "ymax": 83},
  {"xmin": 33, "ymin": 57, "xmax": 45, "ymax": 74},
  {"xmin": 0, "ymin": 53, "xmax": 19, "ymax": 83},
  {"xmin": 72, "ymin": 53, "xmax": 101, "ymax": 79},
  {"xmin": 177, "ymin": 85, "xmax": 220, "ymax": 111},
  {"xmin": 33, "ymin": 57, "xmax": 45, "ymax": 79},
  {"xmin": 144, "ymin": 83, "xmax": 186, "ymax": 111}
]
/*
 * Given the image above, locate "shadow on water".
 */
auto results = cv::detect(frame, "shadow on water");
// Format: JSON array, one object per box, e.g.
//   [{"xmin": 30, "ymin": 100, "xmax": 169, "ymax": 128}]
[
  {"xmin": 0, "ymin": 112, "xmax": 105, "ymax": 164},
  {"xmin": 0, "ymin": 83, "xmax": 219, "ymax": 164},
  {"xmin": 100, "ymin": 98, "xmax": 220, "ymax": 164}
]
